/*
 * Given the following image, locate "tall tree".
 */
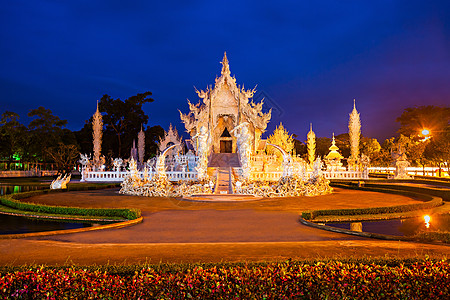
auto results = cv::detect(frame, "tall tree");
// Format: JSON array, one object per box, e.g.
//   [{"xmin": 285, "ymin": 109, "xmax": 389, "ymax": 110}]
[
  {"xmin": 423, "ymin": 126, "xmax": 450, "ymax": 175},
  {"xmin": 396, "ymin": 105, "xmax": 450, "ymax": 138},
  {"xmin": 99, "ymin": 92, "xmax": 154, "ymax": 157},
  {"xmin": 0, "ymin": 111, "xmax": 27, "ymax": 169},
  {"xmin": 27, "ymin": 107, "xmax": 67, "ymax": 163},
  {"xmin": 145, "ymin": 125, "xmax": 165, "ymax": 159},
  {"xmin": 46, "ymin": 143, "xmax": 79, "ymax": 174}
]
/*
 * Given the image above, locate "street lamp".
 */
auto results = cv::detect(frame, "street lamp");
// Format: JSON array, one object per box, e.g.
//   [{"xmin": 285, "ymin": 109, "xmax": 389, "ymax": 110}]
[
  {"xmin": 421, "ymin": 129, "xmax": 430, "ymax": 136},
  {"xmin": 420, "ymin": 129, "xmax": 431, "ymax": 142}
]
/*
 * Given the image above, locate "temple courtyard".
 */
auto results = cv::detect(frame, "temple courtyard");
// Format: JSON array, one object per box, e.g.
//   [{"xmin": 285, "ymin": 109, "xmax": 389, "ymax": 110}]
[{"xmin": 1, "ymin": 187, "xmax": 449, "ymax": 265}]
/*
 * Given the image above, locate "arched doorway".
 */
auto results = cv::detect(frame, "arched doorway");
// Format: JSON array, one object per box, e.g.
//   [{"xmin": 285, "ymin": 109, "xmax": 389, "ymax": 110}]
[{"xmin": 219, "ymin": 128, "xmax": 233, "ymax": 153}]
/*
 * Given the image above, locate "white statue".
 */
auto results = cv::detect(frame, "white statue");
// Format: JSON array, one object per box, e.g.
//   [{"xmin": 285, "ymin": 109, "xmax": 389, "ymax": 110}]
[
  {"xmin": 78, "ymin": 153, "xmax": 91, "ymax": 182},
  {"xmin": 112, "ymin": 158, "xmax": 123, "ymax": 172},
  {"xmin": 192, "ymin": 126, "xmax": 209, "ymax": 180},
  {"xmin": 394, "ymin": 148, "xmax": 411, "ymax": 179},
  {"xmin": 156, "ymin": 144, "xmax": 180, "ymax": 179},
  {"xmin": 267, "ymin": 143, "xmax": 293, "ymax": 178},
  {"xmin": 50, "ymin": 174, "xmax": 71, "ymax": 189},
  {"xmin": 312, "ymin": 157, "xmax": 323, "ymax": 179},
  {"xmin": 231, "ymin": 122, "xmax": 251, "ymax": 179},
  {"xmin": 128, "ymin": 157, "xmax": 138, "ymax": 178}
]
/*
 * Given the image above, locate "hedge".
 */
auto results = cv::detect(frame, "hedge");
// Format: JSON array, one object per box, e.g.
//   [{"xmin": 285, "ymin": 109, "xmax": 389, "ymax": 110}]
[
  {"xmin": 302, "ymin": 196, "xmax": 443, "ymax": 220},
  {"xmin": 0, "ymin": 183, "xmax": 140, "ymax": 220},
  {"xmin": 0, "ymin": 259, "xmax": 448, "ymax": 299}
]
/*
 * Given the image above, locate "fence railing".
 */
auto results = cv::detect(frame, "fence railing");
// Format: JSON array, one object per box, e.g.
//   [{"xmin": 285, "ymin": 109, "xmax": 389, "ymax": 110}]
[
  {"xmin": 248, "ymin": 170, "xmax": 368, "ymax": 181},
  {"xmin": 83, "ymin": 169, "xmax": 368, "ymax": 183},
  {"xmin": 82, "ymin": 170, "xmax": 198, "ymax": 182}
]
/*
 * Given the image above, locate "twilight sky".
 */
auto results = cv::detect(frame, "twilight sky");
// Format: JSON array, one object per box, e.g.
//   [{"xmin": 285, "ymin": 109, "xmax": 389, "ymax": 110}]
[{"xmin": 1, "ymin": 0, "xmax": 449, "ymax": 142}]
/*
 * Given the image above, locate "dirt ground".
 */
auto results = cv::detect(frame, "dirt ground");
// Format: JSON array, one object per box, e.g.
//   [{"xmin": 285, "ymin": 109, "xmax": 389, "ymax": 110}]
[{"xmin": 1, "ymin": 187, "xmax": 449, "ymax": 265}]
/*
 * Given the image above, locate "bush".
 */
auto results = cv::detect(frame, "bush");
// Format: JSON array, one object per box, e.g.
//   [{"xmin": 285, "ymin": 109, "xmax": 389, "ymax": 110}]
[
  {"xmin": 0, "ymin": 183, "xmax": 140, "ymax": 220},
  {"xmin": 0, "ymin": 260, "xmax": 448, "ymax": 299},
  {"xmin": 302, "ymin": 197, "xmax": 443, "ymax": 220}
]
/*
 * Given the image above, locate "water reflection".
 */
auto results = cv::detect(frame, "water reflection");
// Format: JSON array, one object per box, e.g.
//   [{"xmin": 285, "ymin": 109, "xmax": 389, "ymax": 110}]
[
  {"xmin": 424, "ymin": 215, "xmax": 431, "ymax": 228},
  {"xmin": 0, "ymin": 185, "xmax": 46, "ymax": 195},
  {"xmin": 326, "ymin": 214, "xmax": 450, "ymax": 237},
  {"xmin": 0, "ymin": 214, "xmax": 91, "ymax": 235}
]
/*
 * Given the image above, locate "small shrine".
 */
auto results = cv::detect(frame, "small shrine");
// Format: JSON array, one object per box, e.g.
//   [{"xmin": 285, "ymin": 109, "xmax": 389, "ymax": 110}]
[
  {"xmin": 325, "ymin": 134, "xmax": 344, "ymax": 171},
  {"xmin": 159, "ymin": 124, "xmax": 183, "ymax": 161}
]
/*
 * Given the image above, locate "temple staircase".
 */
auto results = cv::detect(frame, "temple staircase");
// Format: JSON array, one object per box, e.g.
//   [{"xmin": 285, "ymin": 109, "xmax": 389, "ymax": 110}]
[
  {"xmin": 208, "ymin": 153, "xmax": 241, "ymax": 168},
  {"xmin": 208, "ymin": 153, "xmax": 240, "ymax": 194}
]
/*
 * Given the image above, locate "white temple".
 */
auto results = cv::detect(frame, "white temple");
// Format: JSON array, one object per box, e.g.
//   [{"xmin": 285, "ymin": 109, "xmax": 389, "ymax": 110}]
[
  {"xmin": 83, "ymin": 53, "xmax": 368, "ymax": 190},
  {"xmin": 180, "ymin": 52, "xmax": 271, "ymax": 156}
]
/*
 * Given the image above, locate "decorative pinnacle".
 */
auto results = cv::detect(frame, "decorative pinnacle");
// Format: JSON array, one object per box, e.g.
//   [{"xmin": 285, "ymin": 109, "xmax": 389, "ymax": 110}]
[{"xmin": 221, "ymin": 51, "xmax": 230, "ymax": 76}]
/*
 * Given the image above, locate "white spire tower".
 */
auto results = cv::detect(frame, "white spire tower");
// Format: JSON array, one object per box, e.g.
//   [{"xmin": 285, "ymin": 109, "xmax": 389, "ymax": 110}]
[
  {"xmin": 138, "ymin": 125, "xmax": 145, "ymax": 164},
  {"xmin": 348, "ymin": 99, "xmax": 361, "ymax": 170},
  {"xmin": 307, "ymin": 123, "xmax": 316, "ymax": 167},
  {"xmin": 92, "ymin": 101, "xmax": 103, "ymax": 168}
]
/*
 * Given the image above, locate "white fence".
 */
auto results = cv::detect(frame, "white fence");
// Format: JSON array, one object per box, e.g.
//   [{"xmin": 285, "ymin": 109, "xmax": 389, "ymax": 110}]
[
  {"xmin": 84, "ymin": 169, "xmax": 367, "ymax": 183},
  {"xmin": 369, "ymin": 167, "xmax": 449, "ymax": 177},
  {"xmin": 82, "ymin": 170, "xmax": 198, "ymax": 182},
  {"xmin": 249, "ymin": 170, "xmax": 368, "ymax": 182}
]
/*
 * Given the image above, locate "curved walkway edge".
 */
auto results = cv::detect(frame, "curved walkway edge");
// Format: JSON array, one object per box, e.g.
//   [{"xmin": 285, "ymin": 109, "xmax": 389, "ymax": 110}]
[{"xmin": 0, "ymin": 217, "xmax": 143, "ymax": 240}]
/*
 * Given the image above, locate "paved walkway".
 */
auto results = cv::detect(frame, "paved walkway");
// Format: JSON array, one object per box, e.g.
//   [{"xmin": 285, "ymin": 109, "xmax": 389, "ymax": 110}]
[{"xmin": 1, "ymin": 187, "xmax": 449, "ymax": 265}]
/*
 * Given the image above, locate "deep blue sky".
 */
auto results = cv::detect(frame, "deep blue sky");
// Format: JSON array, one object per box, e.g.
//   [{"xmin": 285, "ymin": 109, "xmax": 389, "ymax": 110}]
[{"xmin": 1, "ymin": 0, "xmax": 449, "ymax": 142}]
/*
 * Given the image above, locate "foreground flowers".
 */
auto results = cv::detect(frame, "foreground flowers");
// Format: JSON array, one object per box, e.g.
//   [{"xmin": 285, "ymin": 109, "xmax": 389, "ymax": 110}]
[{"xmin": 0, "ymin": 260, "xmax": 448, "ymax": 299}]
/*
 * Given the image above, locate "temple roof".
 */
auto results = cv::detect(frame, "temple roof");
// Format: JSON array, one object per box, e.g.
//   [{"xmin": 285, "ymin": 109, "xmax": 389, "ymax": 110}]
[{"xmin": 180, "ymin": 52, "xmax": 271, "ymax": 135}]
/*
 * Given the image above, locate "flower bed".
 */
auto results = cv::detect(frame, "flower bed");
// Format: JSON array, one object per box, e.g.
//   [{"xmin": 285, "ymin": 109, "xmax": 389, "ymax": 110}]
[{"xmin": 0, "ymin": 260, "xmax": 448, "ymax": 299}]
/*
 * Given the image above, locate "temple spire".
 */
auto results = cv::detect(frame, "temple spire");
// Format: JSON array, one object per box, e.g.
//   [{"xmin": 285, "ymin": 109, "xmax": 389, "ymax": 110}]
[{"xmin": 220, "ymin": 52, "xmax": 230, "ymax": 76}]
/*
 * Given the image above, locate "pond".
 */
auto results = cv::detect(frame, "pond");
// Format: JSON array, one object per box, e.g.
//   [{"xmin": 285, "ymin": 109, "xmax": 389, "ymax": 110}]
[
  {"xmin": 325, "ymin": 214, "xmax": 450, "ymax": 237},
  {"xmin": 0, "ymin": 214, "xmax": 93, "ymax": 235},
  {"xmin": 0, "ymin": 183, "xmax": 95, "ymax": 235},
  {"xmin": 0, "ymin": 184, "xmax": 48, "ymax": 195}
]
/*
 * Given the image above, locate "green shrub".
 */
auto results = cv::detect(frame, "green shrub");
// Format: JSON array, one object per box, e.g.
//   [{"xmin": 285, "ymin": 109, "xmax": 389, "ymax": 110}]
[
  {"xmin": 0, "ymin": 183, "xmax": 140, "ymax": 220},
  {"xmin": 302, "ymin": 197, "xmax": 442, "ymax": 220}
]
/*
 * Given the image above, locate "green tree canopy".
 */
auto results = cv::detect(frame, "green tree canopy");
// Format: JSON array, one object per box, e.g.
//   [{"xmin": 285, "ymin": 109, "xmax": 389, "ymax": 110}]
[
  {"xmin": 27, "ymin": 107, "xmax": 68, "ymax": 162},
  {"xmin": 99, "ymin": 92, "xmax": 154, "ymax": 157},
  {"xmin": 0, "ymin": 111, "xmax": 27, "ymax": 168}
]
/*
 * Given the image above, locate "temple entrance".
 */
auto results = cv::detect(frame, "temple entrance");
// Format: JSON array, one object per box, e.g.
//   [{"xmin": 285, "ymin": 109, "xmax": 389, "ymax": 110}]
[{"xmin": 220, "ymin": 140, "xmax": 233, "ymax": 153}]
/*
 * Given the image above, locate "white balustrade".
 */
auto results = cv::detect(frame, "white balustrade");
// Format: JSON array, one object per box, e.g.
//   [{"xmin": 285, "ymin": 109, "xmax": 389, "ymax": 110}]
[{"xmin": 83, "ymin": 170, "xmax": 197, "ymax": 182}]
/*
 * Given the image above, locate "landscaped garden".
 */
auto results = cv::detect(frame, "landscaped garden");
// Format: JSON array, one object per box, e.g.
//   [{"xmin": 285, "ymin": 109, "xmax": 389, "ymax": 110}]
[{"xmin": 0, "ymin": 179, "xmax": 449, "ymax": 298}]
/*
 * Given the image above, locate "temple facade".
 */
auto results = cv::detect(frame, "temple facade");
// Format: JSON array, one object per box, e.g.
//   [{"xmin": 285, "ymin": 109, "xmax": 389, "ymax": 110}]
[{"xmin": 180, "ymin": 53, "xmax": 271, "ymax": 155}]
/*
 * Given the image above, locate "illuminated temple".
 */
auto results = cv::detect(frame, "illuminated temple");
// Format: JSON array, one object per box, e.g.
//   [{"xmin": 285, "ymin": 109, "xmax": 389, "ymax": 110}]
[{"xmin": 180, "ymin": 53, "xmax": 271, "ymax": 155}]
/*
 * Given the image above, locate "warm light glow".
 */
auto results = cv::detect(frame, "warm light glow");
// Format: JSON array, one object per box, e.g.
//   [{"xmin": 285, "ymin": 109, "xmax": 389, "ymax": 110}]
[
  {"xmin": 424, "ymin": 215, "xmax": 431, "ymax": 228},
  {"xmin": 421, "ymin": 129, "xmax": 430, "ymax": 136}
]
